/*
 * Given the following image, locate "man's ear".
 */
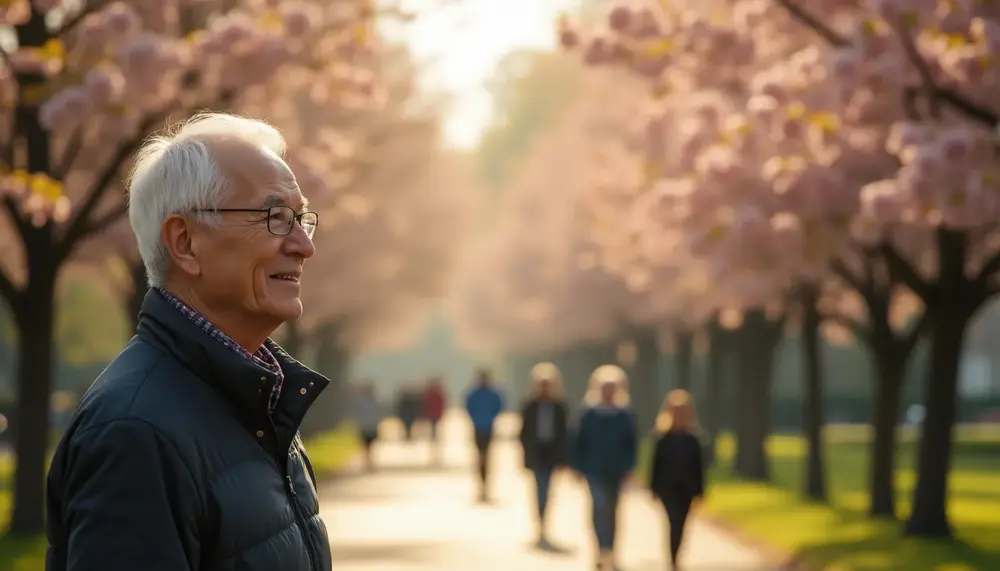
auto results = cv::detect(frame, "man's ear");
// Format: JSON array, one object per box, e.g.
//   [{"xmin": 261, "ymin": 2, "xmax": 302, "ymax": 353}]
[{"xmin": 161, "ymin": 214, "xmax": 201, "ymax": 277}]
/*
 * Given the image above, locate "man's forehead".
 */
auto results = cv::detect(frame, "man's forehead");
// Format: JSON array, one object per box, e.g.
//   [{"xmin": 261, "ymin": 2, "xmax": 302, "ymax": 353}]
[
  {"xmin": 207, "ymin": 137, "xmax": 294, "ymax": 182},
  {"xmin": 262, "ymin": 192, "xmax": 309, "ymax": 210}
]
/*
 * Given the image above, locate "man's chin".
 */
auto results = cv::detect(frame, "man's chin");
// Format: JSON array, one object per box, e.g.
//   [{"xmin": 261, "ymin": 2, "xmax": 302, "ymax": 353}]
[{"xmin": 268, "ymin": 298, "xmax": 304, "ymax": 322}]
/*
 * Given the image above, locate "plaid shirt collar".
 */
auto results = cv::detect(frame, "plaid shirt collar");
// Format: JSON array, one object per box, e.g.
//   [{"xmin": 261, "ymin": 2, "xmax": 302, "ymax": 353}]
[{"xmin": 155, "ymin": 287, "xmax": 285, "ymax": 412}]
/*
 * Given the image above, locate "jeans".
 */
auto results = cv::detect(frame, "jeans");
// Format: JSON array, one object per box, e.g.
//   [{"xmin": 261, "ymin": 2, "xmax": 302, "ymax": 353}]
[
  {"xmin": 587, "ymin": 475, "xmax": 623, "ymax": 552},
  {"xmin": 533, "ymin": 464, "xmax": 555, "ymax": 521}
]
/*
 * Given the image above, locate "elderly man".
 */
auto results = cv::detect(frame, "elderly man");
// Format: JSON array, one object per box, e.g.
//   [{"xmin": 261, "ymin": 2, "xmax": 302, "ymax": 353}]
[{"xmin": 45, "ymin": 113, "xmax": 330, "ymax": 571}]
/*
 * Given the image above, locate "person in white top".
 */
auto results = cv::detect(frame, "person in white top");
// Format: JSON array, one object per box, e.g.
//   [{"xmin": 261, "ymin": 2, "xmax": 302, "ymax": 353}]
[{"xmin": 348, "ymin": 382, "xmax": 384, "ymax": 471}]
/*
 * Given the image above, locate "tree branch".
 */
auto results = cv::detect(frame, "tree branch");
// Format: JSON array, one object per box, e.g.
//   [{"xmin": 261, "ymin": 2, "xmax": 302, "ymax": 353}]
[
  {"xmin": 973, "ymin": 249, "xmax": 1000, "ymax": 292},
  {"xmin": 53, "ymin": 124, "xmax": 87, "ymax": 180},
  {"xmin": 55, "ymin": 112, "xmax": 170, "ymax": 261},
  {"xmin": 878, "ymin": 242, "xmax": 932, "ymax": 301},
  {"xmin": 2, "ymin": 196, "xmax": 31, "ymax": 242},
  {"xmin": 773, "ymin": 0, "xmax": 849, "ymax": 46},
  {"xmin": 819, "ymin": 310, "xmax": 872, "ymax": 346},
  {"xmin": 830, "ymin": 256, "xmax": 866, "ymax": 294},
  {"xmin": 900, "ymin": 309, "xmax": 927, "ymax": 355},
  {"xmin": 53, "ymin": 1, "xmax": 104, "ymax": 37},
  {"xmin": 775, "ymin": 0, "xmax": 998, "ymax": 128},
  {"xmin": 895, "ymin": 20, "xmax": 941, "ymax": 119},
  {"xmin": 75, "ymin": 199, "xmax": 127, "ymax": 244}
]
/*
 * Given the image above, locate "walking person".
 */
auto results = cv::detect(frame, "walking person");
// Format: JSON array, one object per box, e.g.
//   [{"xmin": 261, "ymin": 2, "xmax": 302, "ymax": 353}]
[
  {"xmin": 464, "ymin": 367, "xmax": 505, "ymax": 502},
  {"xmin": 649, "ymin": 389, "xmax": 706, "ymax": 570},
  {"xmin": 349, "ymin": 382, "xmax": 384, "ymax": 471},
  {"xmin": 45, "ymin": 113, "xmax": 332, "ymax": 571},
  {"xmin": 573, "ymin": 364, "xmax": 637, "ymax": 571},
  {"xmin": 519, "ymin": 362, "xmax": 569, "ymax": 550},
  {"xmin": 395, "ymin": 384, "xmax": 422, "ymax": 441},
  {"xmin": 422, "ymin": 376, "xmax": 447, "ymax": 464}
]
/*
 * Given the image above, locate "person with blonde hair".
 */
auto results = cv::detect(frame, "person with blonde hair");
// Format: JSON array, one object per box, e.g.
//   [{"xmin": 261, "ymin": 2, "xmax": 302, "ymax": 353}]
[
  {"xmin": 518, "ymin": 362, "xmax": 569, "ymax": 549},
  {"xmin": 649, "ymin": 389, "xmax": 706, "ymax": 570},
  {"xmin": 572, "ymin": 364, "xmax": 637, "ymax": 570}
]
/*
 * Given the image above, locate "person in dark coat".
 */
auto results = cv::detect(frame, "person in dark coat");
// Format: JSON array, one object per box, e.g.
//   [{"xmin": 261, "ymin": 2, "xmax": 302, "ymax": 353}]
[
  {"xmin": 518, "ymin": 362, "xmax": 569, "ymax": 548},
  {"xmin": 649, "ymin": 389, "xmax": 706, "ymax": 570},
  {"xmin": 395, "ymin": 384, "xmax": 423, "ymax": 441},
  {"xmin": 45, "ymin": 113, "xmax": 331, "ymax": 571},
  {"xmin": 573, "ymin": 364, "xmax": 637, "ymax": 571}
]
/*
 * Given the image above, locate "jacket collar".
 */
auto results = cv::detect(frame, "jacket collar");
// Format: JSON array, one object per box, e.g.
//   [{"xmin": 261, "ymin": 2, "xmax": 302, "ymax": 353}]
[{"xmin": 135, "ymin": 289, "xmax": 330, "ymax": 441}]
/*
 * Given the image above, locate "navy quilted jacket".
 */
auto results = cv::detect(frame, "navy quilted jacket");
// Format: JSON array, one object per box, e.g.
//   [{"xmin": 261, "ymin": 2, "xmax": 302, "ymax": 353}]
[{"xmin": 45, "ymin": 290, "xmax": 332, "ymax": 571}]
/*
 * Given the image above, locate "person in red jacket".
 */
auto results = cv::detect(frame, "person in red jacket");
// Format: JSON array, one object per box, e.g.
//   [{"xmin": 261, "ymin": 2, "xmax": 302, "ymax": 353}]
[{"xmin": 422, "ymin": 376, "xmax": 447, "ymax": 464}]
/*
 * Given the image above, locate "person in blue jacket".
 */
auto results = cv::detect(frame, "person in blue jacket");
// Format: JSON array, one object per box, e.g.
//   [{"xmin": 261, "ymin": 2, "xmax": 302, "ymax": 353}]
[
  {"xmin": 572, "ymin": 364, "xmax": 637, "ymax": 571},
  {"xmin": 464, "ymin": 367, "xmax": 505, "ymax": 502}
]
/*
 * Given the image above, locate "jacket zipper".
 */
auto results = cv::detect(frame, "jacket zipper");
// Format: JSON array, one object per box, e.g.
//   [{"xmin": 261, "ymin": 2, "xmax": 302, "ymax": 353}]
[{"xmin": 271, "ymin": 421, "xmax": 319, "ymax": 571}]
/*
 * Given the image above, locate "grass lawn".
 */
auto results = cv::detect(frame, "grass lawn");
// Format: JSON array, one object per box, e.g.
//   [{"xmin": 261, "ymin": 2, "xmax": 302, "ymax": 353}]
[
  {"xmin": 0, "ymin": 424, "xmax": 360, "ymax": 571},
  {"xmin": 646, "ymin": 425, "xmax": 1000, "ymax": 571}
]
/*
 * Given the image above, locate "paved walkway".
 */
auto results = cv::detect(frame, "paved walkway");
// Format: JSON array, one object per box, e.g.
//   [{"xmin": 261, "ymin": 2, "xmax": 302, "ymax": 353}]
[{"xmin": 320, "ymin": 412, "xmax": 776, "ymax": 571}]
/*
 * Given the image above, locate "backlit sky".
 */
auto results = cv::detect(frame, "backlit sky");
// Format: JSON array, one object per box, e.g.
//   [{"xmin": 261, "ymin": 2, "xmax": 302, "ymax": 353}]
[{"xmin": 392, "ymin": 0, "xmax": 576, "ymax": 149}]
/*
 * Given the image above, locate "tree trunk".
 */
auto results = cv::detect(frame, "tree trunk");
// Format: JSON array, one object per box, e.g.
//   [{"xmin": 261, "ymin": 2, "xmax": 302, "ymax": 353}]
[
  {"xmin": 799, "ymin": 286, "xmax": 827, "ymax": 501},
  {"xmin": 674, "ymin": 329, "xmax": 694, "ymax": 392},
  {"xmin": 630, "ymin": 328, "xmax": 661, "ymax": 435},
  {"xmin": 126, "ymin": 259, "xmax": 147, "ymax": 334},
  {"xmin": 733, "ymin": 309, "xmax": 783, "ymax": 482},
  {"xmin": 9, "ymin": 262, "xmax": 57, "ymax": 535},
  {"xmin": 299, "ymin": 321, "xmax": 351, "ymax": 438},
  {"xmin": 869, "ymin": 347, "xmax": 906, "ymax": 518},
  {"xmin": 904, "ymin": 307, "xmax": 969, "ymax": 537},
  {"xmin": 704, "ymin": 317, "xmax": 729, "ymax": 468},
  {"xmin": 8, "ymin": 15, "xmax": 56, "ymax": 532}
]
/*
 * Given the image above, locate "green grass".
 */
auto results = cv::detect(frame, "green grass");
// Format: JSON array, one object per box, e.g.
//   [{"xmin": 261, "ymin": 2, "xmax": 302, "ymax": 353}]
[
  {"xmin": 0, "ymin": 424, "xmax": 360, "ymax": 571},
  {"xmin": 639, "ymin": 425, "xmax": 1000, "ymax": 571}
]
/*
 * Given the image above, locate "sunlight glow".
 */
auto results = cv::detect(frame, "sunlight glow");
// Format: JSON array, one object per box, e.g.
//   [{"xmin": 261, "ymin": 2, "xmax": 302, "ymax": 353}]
[{"xmin": 395, "ymin": 0, "xmax": 576, "ymax": 149}]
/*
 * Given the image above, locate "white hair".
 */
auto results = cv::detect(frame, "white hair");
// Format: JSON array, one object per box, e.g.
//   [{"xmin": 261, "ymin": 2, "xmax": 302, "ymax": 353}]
[{"xmin": 127, "ymin": 112, "xmax": 287, "ymax": 287}]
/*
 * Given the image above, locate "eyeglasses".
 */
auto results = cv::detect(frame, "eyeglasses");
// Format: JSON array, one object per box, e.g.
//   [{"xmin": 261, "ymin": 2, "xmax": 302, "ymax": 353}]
[{"xmin": 194, "ymin": 206, "xmax": 319, "ymax": 238}]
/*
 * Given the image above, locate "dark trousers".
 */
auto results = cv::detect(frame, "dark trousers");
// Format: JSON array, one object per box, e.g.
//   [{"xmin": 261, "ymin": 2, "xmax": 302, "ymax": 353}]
[
  {"xmin": 586, "ymin": 475, "xmax": 623, "ymax": 552},
  {"xmin": 532, "ymin": 463, "xmax": 555, "ymax": 522},
  {"xmin": 661, "ymin": 494, "xmax": 693, "ymax": 565},
  {"xmin": 473, "ymin": 429, "xmax": 493, "ymax": 492}
]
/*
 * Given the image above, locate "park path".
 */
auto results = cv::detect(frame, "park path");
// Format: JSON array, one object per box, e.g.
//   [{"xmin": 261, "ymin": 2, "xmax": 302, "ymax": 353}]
[{"xmin": 319, "ymin": 411, "xmax": 777, "ymax": 571}]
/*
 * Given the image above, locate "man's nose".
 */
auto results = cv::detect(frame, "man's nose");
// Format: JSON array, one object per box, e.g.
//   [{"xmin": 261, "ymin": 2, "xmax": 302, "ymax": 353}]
[{"xmin": 284, "ymin": 223, "xmax": 316, "ymax": 258}]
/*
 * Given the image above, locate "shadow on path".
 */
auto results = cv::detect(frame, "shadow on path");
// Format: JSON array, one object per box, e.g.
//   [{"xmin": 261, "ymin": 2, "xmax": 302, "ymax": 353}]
[
  {"xmin": 355, "ymin": 463, "xmax": 470, "ymax": 476},
  {"xmin": 331, "ymin": 540, "xmax": 450, "ymax": 564},
  {"xmin": 628, "ymin": 563, "xmax": 781, "ymax": 571}
]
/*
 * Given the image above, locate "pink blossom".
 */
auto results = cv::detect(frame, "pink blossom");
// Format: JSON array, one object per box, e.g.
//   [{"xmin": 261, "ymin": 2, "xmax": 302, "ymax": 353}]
[
  {"xmin": 606, "ymin": 5, "xmax": 633, "ymax": 34},
  {"xmin": 83, "ymin": 65, "xmax": 125, "ymax": 104},
  {"xmin": 103, "ymin": 2, "xmax": 141, "ymax": 38}
]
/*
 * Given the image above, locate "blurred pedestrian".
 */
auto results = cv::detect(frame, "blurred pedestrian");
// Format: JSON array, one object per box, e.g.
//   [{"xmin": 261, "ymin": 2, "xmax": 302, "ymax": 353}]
[
  {"xmin": 45, "ymin": 113, "xmax": 331, "ymax": 570},
  {"xmin": 650, "ymin": 389, "xmax": 705, "ymax": 570},
  {"xmin": 519, "ymin": 362, "xmax": 569, "ymax": 549},
  {"xmin": 349, "ymin": 382, "xmax": 384, "ymax": 471},
  {"xmin": 395, "ymin": 384, "xmax": 422, "ymax": 441},
  {"xmin": 464, "ymin": 366, "xmax": 504, "ymax": 502},
  {"xmin": 422, "ymin": 375, "xmax": 447, "ymax": 463},
  {"xmin": 573, "ymin": 364, "xmax": 636, "ymax": 571}
]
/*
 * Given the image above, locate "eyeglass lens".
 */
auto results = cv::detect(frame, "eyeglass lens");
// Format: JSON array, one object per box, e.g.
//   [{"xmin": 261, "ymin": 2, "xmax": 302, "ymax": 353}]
[{"xmin": 268, "ymin": 206, "xmax": 317, "ymax": 238}]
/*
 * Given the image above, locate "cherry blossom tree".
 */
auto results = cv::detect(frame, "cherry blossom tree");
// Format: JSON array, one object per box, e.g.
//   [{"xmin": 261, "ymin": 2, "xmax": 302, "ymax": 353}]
[
  {"xmin": 767, "ymin": 0, "xmax": 1000, "ymax": 535},
  {"xmin": 557, "ymin": 0, "xmax": 1000, "ymax": 534},
  {"xmin": 0, "ymin": 0, "xmax": 379, "ymax": 536}
]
